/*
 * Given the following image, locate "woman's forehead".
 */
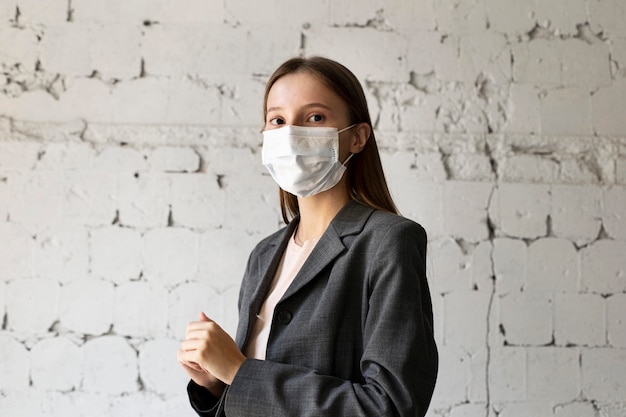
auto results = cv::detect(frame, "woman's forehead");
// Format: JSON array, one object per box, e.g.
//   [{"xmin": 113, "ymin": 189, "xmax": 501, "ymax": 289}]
[{"xmin": 266, "ymin": 72, "xmax": 346, "ymax": 111}]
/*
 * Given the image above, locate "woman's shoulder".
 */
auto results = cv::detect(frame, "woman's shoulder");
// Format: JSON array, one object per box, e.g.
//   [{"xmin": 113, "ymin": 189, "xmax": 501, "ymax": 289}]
[{"xmin": 366, "ymin": 206, "xmax": 427, "ymax": 237}]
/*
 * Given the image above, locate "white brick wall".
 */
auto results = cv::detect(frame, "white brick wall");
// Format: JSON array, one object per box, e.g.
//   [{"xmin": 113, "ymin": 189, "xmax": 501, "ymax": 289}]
[{"xmin": 1, "ymin": 1, "xmax": 625, "ymax": 416}]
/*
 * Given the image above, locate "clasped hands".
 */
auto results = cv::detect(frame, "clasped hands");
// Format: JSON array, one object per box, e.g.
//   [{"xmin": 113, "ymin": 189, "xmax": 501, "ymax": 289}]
[{"xmin": 177, "ymin": 312, "xmax": 246, "ymax": 397}]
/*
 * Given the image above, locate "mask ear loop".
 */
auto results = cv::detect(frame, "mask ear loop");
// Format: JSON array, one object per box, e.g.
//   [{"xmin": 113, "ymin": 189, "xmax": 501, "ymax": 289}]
[
  {"xmin": 338, "ymin": 123, "xmax": 358, "ymax": 134},
  {"xmin": 338, "ymin": 124, "xmax": 359, "ymax": 166},
  {"xmin": 341, "ymin": 153, "xmax": 355, "ymax": 166}
]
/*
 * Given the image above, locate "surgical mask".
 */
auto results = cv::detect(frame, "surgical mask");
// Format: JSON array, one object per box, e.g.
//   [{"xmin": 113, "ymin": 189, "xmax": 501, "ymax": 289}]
[{"xmin": 261, "ymin": 124, "xmax": 356, "ymax": 198}]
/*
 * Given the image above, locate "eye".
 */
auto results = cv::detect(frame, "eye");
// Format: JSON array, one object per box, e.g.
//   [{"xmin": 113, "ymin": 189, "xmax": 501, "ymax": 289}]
[
  {"xmin": 269, "ymin": 117, "xmax": 285, "ymax": 125},
  {"xmin": 307, "ymin": 114, "xmax": 324, "ymax": 123}
]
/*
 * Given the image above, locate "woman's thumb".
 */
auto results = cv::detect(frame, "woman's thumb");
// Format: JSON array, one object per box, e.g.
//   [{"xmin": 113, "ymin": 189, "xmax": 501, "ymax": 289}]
[{"xmin": 199, "ymin": 311, "xmax": 210, "ymax": 321}]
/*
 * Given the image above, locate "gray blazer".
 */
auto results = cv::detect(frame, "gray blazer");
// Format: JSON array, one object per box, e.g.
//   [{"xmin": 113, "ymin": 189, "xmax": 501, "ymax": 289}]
[{"xmin": 188, "ymin": 200, "xmax": 438, "ymax": 416}]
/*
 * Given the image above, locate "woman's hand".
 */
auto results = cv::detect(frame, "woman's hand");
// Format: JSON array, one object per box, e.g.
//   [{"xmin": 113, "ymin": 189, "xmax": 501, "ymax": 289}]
[{"xmin": 178, "ymin": 312, "xmax": 246, "ymax": 390}]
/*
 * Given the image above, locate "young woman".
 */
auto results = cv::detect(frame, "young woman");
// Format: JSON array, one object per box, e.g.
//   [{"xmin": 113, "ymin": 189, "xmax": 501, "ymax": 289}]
[{"xmin": 177, "ymin": 56, "xmax": 438, "ymax": 417}]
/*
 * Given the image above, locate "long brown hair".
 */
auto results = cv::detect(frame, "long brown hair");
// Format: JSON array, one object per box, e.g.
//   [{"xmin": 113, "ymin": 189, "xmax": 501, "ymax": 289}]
[{"xmin": 263, "ymin": 56, "xmax": 399, "ymax": 223}]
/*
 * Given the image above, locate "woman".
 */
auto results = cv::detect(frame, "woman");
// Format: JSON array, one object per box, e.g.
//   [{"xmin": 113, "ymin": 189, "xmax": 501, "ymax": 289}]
[{"xmin": 178, "ymin": 56, "xmax": 438, "ymax": 416}]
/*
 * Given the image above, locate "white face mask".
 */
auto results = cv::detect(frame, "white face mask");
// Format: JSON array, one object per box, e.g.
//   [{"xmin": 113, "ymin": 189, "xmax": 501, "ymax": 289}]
[{"xmin": 261, "ymin": 124, "xmax": 356, "ymax": 198}]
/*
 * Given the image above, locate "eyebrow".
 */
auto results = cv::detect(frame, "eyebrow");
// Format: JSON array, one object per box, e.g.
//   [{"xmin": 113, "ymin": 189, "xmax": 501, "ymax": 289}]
[{"xmin": 266, "ymin": 102, "xmax": 333, "ymax": 113}]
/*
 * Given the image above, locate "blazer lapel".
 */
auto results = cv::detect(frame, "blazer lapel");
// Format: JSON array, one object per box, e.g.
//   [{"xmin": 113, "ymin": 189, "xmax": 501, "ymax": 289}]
[
  {"xmin": 236, "ymin": 219, "xmax": 298, "ymax": 348},
  {"xmin": 281, "ymin": 200, "xmax": 374, "ymax": 300}
]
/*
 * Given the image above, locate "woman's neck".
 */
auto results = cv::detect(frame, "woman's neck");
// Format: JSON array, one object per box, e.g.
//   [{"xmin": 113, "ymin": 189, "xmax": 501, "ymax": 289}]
[{"xmin": 296, "ymin": 186, "xmax": 350, "ymax": 242}]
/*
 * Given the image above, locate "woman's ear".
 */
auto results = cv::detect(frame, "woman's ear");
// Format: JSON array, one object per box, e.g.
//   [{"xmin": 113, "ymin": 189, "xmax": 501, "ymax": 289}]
[{"xmin": 349, "ymin": 123, "xmax": 371, "ymax": 154}]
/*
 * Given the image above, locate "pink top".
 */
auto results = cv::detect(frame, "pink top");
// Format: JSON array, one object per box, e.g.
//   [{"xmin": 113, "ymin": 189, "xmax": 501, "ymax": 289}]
[{"xmin": 244, "ymin": 232, "xmax": 320, "ymax": 360}]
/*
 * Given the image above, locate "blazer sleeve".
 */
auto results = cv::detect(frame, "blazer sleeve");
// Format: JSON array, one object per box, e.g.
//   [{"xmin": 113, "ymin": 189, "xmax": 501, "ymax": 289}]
[{"xmin": 220, "ymin": 219, "xmax": 438, "ymax": 417}]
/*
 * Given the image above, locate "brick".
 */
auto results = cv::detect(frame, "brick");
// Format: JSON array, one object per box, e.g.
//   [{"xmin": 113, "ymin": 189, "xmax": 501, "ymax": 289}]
[
  {"xmin": 305, "ymin": 27, "xmax": 408, "ymax": 82},
  {"xmin": 71, "ymin": 0, "xmax": 150, "ymax": 22},
  {"xmin": 406, "ymin": 32, "xmax": 458, "ymax": 80},
  {"xmin": 53, "ymin": 78, "xmax": 115, "ymax": 122},
  {"xmin": 489, "ymin": 183, "xmax": 550, "ymax": 239},
  {"xmin": 493, "ymin": 238, "xmax": 527, "ymax": 294},
  {"xmin": 138, "ymin": 338, "xmax": 188, "ymax": 396},
  {"xmin": 429, "ymin": 346, "xmax": 471, "ymax": 405},
  {"xmin": 64, "ymin": 171, "xmax": 118, "ymax": 226},
  {"xmin": 551, "ymin": 185, "xmax": 602, "ymax": 244},
  {"xmin": 489, "ymin": 347, "xmax": 526, "ymax": 402},
  {"xmin": 30, "ymin": 336, "xmax": 81, "ymax": 390},
  {"xmin": 0, "ymin": 281, "xmax": 4, "ymax": 320},
  {"xmin": 581, "ymin": 240, "xmax": 626, "ymax": 293},
  {"xmin": 0, "ymin": 177, "xmax": 7, "ymax": 222},
  {"xmin": 443, "ymin": 290, "xmax": 490, "ymax": 346},
  {"xmin": 93, "ymin": 146, "xmax": 148, "ymax": 172},
  {"xmin": 499, "ymin": 402, "xmax": 555, "ymax": 417},
  {"xmin": 40, "ymin": 23, "xmax": 141, "ymax": 78},
  {"xmin": 445, "ymin": 153, "xmax": 495, "ymax": 181},
  {"xmin": 0, "ymin": 333, "xmax": 29, "ymax": 389},
  {"xmin": 14, "ymin": 0, "xmax": 67, "ymax": 24},
  {"xmin": 458, "ymin": 32, "xmax": 511, "ymax": 85},
  {"xmin": 383, "ymin": 0, "xmax": 436, "ymax": 30},
  {"xmin": 610, "ymin": 38, "xmax": 626, "ymax": 79},
  {"xmin": 432, "ymin": 0, "xmax": 487, "ymax": 34},
  {"xmin": 145, "ymin": 146, "xmax": 200, "ymax": 173},
  {"xmin": 59, "ymin": 278, "xmax": 113, "ymax": 335},
  {"xmin": 603, "ymin": 186, "xmax": 626, "ymax": 239},
  {"xmin": 82, "ymin": 336, "xmax": 139, "ymax": 394},
  {"xmin": 581, "ymin": 348, "xmax": 626, "ymax": 402},
  {"xmin": 222, "ymin": 174, "xmax": 282, "ymax": 236},
  {"xmin": 390, "ymin": 180, "xmax": 444, "ymax": 239},
  {"xmin": 540, "ymin": 87, "xmax": 592, "ymax": 135},
  {"xmin": 512, "ymin": 40, "xmax": 561, "ymax": 86},
  {"xmin": 113, "ymin": 281, "xmax": 168, "ymax": 338},
  {"xmin": 533, "ymin": 0, "xmax": 587, "ymax": 35},
  {"xmin": 588, "ymin": 0, "xmax": 626, "ymax": 38},
  {"xmin": 108, "ymin": 392, "xmax": 180, "ymax": 417},
  {"xmin": 607, "ymin": 294, "xmax": 626, "ymax": 347},
  {"xmin": 0, "ymin": 2, "xmax": 15, "ymax": 22},
  {"xmin": 90, "ymin": 226, "xmax": 142, "ymax": 284},
  {"xmin": 554, "ymin": 402, "xmax": 599, "ymax": 417},
  {"xmin": 6, "ymin": 278, "xmax": 58, "ymax": 333},
  {"xmin": 0, "ymin": 222, "xmax": 34, "ymax": 281},
  {"xmin": 527, "ymin": 238, "xmax": 579, "ymax": 292},
  {"xmin": 220, "ymin": 285, "xmax": 240, "ymax": 337},
  {"xmin": 142, "ymin": 23, "xmax": 299, "ymax": 78},
  {"xmin": 617, "ymin": 159, "xmax": 626, "ymax": 185},
  {"xmin": 102, "ymin": 78, "xmax": 172, "ymax": 124},
  {"xmin": 32, "ymin": 224, "xmax": 89, "ymax": 283},
  {"xmin": 143, "ymin": 228, "xmax": 199, "ymax": 286},
  {"xmin": 501, "ymin": 84, "xmax": 541, "ymax": 134},
  {"xmin": 591, "ymin": 79, "xmax": 626, "ymax": 136},
  {"xmin": 35, "ymin": 142, "xmax": 96, "ymax": 170},
  {"xmin": 117, "ymin": 172, "xmax": 170, "ymax": 228},
  {"xmin": 204, "ymin": 146, "xmax": 265, "ymax": 177},
  {"xmin": 8, "ymin": 171, "xmax": 66, "ymax": 233},
  {"xmin": 555, "ymin": 293, "xmax": 606, "ymax": 346},
  {"xmin": 498, "ymin": 154, "xmax": 560, "ymax": 183},
  {"xmin": 0, "ymin": 141, "xmax": 40, "ymax": 170},
  {"xmin": 484, "ymin": 0, "xmax": 535, "ymax": 34},
  {"xmin": 229, "ymin": 0, "xmax": 325, "ymax": 27},
  {"xmin": 429, "ymin": 238, "xmax": 474, "ymax": 294},
  {"xmin": 167, "ymin": 282, "xmax": 222, "ymax": 340},
  {"xmin": 329, "ymin": 0, "xmax": 383, "ymax": 26},
  {"xmin": 41, "ymin": 391, "xmax": 110, "ymax": 416},
  {"xmin": 448, "ymin": 403, "xmax": 488, "ymax": 417},
  {"xmin": 38, "ymin": 23, "xmax": 98, "ymax": 76},
  {"xmin": 198, "ymin": 228, "xmax": 259, "ymax": 292},
  {"xmin": 443, "ymin": 181, "xmax": 493, "ymax": 242},
  {"xmin": 169, "ymin": 173, "xmax": 226, "ymax": 229},
  {"xmin": 0, "ymin": 26, "xmax": 39, "ymax": 68},
  {"xmin": 499, "ymin": 292, "xmax": 553, "ymax": 345}
]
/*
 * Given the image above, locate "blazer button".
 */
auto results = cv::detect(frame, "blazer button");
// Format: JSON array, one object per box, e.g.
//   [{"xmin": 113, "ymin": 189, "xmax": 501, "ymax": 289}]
[{"xmin": 277, "ymin": 310, "xmax": 292, "ymax": 324}]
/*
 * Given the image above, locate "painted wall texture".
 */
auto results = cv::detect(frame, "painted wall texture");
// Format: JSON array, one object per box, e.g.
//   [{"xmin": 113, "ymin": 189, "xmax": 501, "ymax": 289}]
[{"xmin": 1, "ymin": 0, "xmax": 626, "ymax": 416}]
